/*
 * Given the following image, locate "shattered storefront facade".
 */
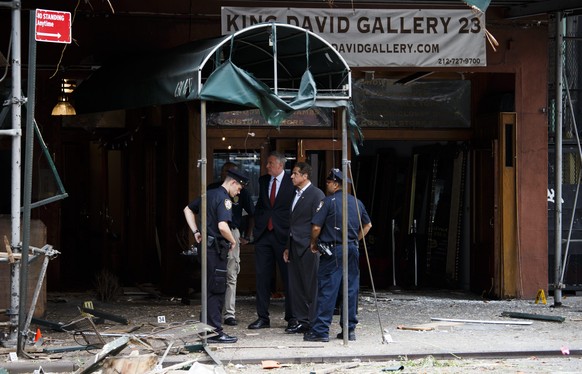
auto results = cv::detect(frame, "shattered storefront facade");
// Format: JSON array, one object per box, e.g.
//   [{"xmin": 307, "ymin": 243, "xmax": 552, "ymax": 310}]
[{"xmin": 0, "ymin": 0, "xmax": 568, "ymax": 309}]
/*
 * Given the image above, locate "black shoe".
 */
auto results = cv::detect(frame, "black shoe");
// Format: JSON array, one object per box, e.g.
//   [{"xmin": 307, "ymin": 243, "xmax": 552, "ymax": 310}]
[
  {"xmin": 336, "ymin": 330, "xmax": 356, "ymax": 341},
  {"xmin": 303, "ymin": 331, "xmax": 329, "ymax": 342},
  {"xmin": 207, "ymin": 332, "xmax": 238, "ymax": 343},
  {"xmin": 248, "ymin": 318, "xmax": 270, "ymax": 329},
  {"xmin": 285, "ymin": 322, "xmax": 306, "ymax": 334},
  {"xmin": 224, "ymin": 317, "xmax": 238, "ymax": 326},
  {"xmin": 298, "ymin": 324, "xmax": 311, "ymax": 333}
]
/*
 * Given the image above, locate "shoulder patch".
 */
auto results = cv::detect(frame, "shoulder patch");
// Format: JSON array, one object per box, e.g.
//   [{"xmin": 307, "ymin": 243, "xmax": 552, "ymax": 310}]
[
  {"xmin": 224, "ymin": 199, "xmax": 232, "ymax": 210},
  {"xmin": 316, "ymin": 201, "xmax": 324, "ymax": 212}
]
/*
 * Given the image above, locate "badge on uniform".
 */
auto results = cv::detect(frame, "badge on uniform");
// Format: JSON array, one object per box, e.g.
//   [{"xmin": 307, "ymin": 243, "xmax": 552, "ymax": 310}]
[
  {"xmin": 316, "ymin": 201, "xmax": 324, "ymax": 212},
  {"xmin": 224, "ymin": 199, "xmax": 232, "ymax": 210}
]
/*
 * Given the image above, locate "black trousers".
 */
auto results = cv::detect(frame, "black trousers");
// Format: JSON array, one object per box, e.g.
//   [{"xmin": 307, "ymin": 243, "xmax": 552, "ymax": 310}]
[
  {"xmin": 288, "ymin": 241, "xmax": 318, "ymax": 326},
  {"xmin": 207, "ymin": 246, "xmax": 227, "ymax": 333},
  {"xmin": 254, "ymin": 230, "xmax": 293, "ymax": 322}
]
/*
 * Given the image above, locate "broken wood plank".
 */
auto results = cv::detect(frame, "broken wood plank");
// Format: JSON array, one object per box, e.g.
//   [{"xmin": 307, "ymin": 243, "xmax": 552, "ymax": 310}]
[
  {"xmin": 75, "ymin": 336, "xmax": 129, "ymax": 374},
  {"xmin": 102, "ymin": 353, "xmax": 157, "ymax": 374},
  {"xmin": 79, "ymin": 306, "xmax": 129, "ymax": 325},
  {"xmin": 397, "ymin": 321, "xmax": 463, "ymax": 331},
  {"xmin": 501, "ymin": 311, "xmax": 565, "ymax": 323},
  {"xmin": 431, "ymin": 317, "xmax": 532, "ymax": 325},
  {"xmin": 3, "ymin": 235, "xmax": 14, "ymax": 263},
  {"xmin": 154, "ymin": 341, "xmax": 174, "ymax": 371},
  {"xmin": 397, "ymin": 324, "xmax": 434, "ymax": 331}
]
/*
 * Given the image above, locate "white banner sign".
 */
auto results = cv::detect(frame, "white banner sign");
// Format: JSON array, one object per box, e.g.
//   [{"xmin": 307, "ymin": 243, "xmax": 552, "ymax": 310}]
[{"xmin": 222, "ymin": 7, "xmax": 487, "ymax": 67}]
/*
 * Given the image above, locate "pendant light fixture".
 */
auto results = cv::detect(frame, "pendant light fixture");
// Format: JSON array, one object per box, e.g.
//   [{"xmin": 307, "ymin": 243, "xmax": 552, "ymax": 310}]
[{"xmin": 51, "ymin": 79, "xmax": 76, "ymax": 116}]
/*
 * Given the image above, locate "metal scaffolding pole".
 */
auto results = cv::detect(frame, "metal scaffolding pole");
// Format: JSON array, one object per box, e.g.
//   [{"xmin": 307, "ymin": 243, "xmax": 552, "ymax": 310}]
[
  {"xmin": 200, "ymin": 100, "xmax": 208, "ymax": 341},
  {"xmin": 341, "ymin": 107, "xmax": 349, "ymax": 346},
  {"xmin": 554, "ymin": 12, "xmax": 564, "ymax": 306},
  {"xmin": 8, "ymin": 0, "xmax": 23, "ymax": 344},
  {"xmin": 17, "ymin": 10, "xmax": 37, "ymax": 355}
]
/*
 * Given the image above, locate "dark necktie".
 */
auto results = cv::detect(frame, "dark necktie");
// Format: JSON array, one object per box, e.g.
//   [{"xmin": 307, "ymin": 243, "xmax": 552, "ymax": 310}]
[{"xmin": 268, "ymin": 177, "xmax": 276, "ymax": 230}]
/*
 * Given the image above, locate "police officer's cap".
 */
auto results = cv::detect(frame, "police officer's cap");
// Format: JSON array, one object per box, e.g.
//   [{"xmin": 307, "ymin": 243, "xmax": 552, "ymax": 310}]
[
  {"xmin": 227, "ymin": 169, "xmax": 249, "ymax": 186},
  {"xmin": 326, "ymin": 168, "xmax": 352, "ymax": 184}
]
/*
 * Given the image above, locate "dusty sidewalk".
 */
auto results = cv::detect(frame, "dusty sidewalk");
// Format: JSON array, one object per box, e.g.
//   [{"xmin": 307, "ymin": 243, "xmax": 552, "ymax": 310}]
[{"xmin": 2, "ymin": 288, "xmax": 582, "ymax": 372}]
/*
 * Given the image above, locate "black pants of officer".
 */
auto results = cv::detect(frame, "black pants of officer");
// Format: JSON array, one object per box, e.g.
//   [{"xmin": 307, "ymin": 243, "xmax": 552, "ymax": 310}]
[{"xmin": 207, "ymin": 245, "xmax": 228, "ymax": 333}]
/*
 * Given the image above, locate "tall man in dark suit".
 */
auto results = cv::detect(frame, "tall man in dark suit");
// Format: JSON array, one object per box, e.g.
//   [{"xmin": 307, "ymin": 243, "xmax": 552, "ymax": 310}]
[
  {"xmin": 283, "ymin": 162, "xmax": 325, "ymax": 334},
  {"xmin": 248, "ymin": 151, "xmax": 296, "ymax": 331}
]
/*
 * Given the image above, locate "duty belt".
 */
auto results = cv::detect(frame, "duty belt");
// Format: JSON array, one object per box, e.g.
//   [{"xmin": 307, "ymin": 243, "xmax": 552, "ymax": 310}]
[{"xmin": 321, "ymin": 240, "xmax": 358, "ymax": 247}]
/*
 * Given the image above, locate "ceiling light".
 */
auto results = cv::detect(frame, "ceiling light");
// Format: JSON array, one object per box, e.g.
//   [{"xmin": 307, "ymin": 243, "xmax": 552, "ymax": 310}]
[{"xmin": 52, "ymin": 79, "xmax": 76, "ymax": 116}]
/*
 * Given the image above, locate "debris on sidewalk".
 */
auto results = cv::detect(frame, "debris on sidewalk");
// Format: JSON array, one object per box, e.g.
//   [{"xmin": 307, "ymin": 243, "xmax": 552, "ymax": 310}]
[
  {"xmin": 381, "ymin": 365, "xmax": 405, "ymax": 372},
  {"xmin": 4, "ymin": 291, "xmax": 581, "ymax": 373},
  {"xmin": 76, "ymin": 336, "xmax": 129, "ymax": 374},
  {"xmin": 396, "ymin": 321, "xmax": 462, "ymax": 331},
  {"xmin": 102, "ymin": 351, "xmax": 158, "ymax": 373},
  {"xmin": 79, "ymin": 305, "xmax": 130, "ymax": 325},
  {"xmin": 309, "ymin": 361, "xmax": 360, "ymax": 374},
  {"xmin": 261, "ymin": 360, "xmax": 281, "ymax": 369},
  {"xmin": 431, "ymin": 317, "xmax": 532, "ymax": 325},
  {"xmin": 501, "ymin": 311, "xmax": 565, "ymax": 323}
]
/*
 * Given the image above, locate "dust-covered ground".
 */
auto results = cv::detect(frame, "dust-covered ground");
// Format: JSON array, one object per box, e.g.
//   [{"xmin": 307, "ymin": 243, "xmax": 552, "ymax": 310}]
[{"xmin": 2, "ymin": 288, "xmax": 582, "ymax": 373}]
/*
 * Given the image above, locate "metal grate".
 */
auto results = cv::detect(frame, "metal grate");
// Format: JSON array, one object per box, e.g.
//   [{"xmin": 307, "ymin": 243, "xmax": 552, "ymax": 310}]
[{"xmin": 61, "ymin": 317, "xmax": 105, "ymax": 348}]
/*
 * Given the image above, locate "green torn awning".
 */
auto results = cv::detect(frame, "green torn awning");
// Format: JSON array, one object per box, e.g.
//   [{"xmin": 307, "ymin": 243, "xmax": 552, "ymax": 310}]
[
  {"xmin": 463, "ymin": 0, "xmax": 491, "ymax": 12},
  {"xmin": 73, "ymin": 23, "xmax": 353, "ymax": 126}
]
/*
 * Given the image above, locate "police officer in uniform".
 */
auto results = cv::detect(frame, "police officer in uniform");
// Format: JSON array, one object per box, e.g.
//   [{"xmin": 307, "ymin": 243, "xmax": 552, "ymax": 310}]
[
  {"xmin": 183, "ymin": 169, "xmax": 249, "ymax": 343},
  {"xmin": 304, "ymin": 169, "xmax": 372, "ymax": 342},
  {"xmin": 208, "ymin": 162, "xmax": 255, "ymax": 327}
]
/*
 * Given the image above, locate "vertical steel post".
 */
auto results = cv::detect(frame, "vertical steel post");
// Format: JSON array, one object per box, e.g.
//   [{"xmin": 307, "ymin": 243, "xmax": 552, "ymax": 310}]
[
  {"xmin": 17, "ymin": 10, "xmax": 37, "ymax": 355},
  {"xmin": 392, "ymin": 219, "xmax": 397, "ymax": 287},
  {"xmin": 200, "ymin": 100, "xmax": 208, "ymax": 338},
  {"xmin": 341, "ymin": 107, "xmax": 349, "ymax": 345},
  {"xmin": 8, "ymin": 0, "xmax": 22, "ymax": 344},
  {"xmin": 554, "ymin": 12, "xmax": 564, "ymax": 306}
]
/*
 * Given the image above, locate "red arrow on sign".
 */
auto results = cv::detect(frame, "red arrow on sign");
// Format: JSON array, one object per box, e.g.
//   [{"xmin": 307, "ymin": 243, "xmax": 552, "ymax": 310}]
[{"xmin": 35, "ymin": 9, "xmax": 72, "ymax": 44}]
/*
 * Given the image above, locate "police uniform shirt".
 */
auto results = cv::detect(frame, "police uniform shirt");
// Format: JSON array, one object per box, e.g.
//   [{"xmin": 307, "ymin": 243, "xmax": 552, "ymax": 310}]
[
  {"xmin": 312, "ymin": 190, "xmax": 371, "ymax": 243},
  {"xmin": 187, "ymin": 186, "xmax": 233, "ymax": 238},
  {"xmin": 207, "ymin": 182, "xmax": 254, "ymax": 230}
]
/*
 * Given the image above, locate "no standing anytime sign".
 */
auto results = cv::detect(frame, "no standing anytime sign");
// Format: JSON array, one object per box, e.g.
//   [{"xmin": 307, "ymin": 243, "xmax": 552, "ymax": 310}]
[{"xmin": 35, "ymin": 9, "xmax": 72, "ymax": 44}]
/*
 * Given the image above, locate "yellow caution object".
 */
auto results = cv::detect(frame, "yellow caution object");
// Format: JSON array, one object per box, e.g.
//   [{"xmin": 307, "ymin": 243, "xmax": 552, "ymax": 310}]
[
  {"xmin": 81, "ymin": 300, "xmax": 94, "ymax": 317},
  {"xmin": 535, "ymin": 289, "xmax": 547, "ymax": 305}
]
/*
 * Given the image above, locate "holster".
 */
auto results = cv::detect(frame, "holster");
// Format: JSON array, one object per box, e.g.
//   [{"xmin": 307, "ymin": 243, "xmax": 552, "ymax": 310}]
[
  {"xmin": 207, "ymin": 235, "xmax": 216, "ymax": 250},
  {"xmin": 216, "ymin": 238, "xmax": 231, "ymax": 261}
]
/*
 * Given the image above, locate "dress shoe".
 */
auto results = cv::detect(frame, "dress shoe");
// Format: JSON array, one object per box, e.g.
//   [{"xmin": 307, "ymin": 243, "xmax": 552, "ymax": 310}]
[
  {"xmin": 285, "ymin": 322, "xmax": 308, "ymax": 334},
  {"xmin": 207, "ymin": 332, "xmax": 238, "ymax": 343},
  {"xmin": 336, "ymin": 330, "xmax": 356, "ymax": 341},
  {"xmin": 298, "ymin": 324, "xmax": 310, "ymax": 333},
  {"xmin": 303, "ymin": 331, "xmax": 329, "ymax": 342},
  {"xmin": 248, "ymin": 318, "xmax": 270, "ymax": 329},
  {"xmin": 224, "ymin": 317, "xmax": 238, "ymax": 326}
]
